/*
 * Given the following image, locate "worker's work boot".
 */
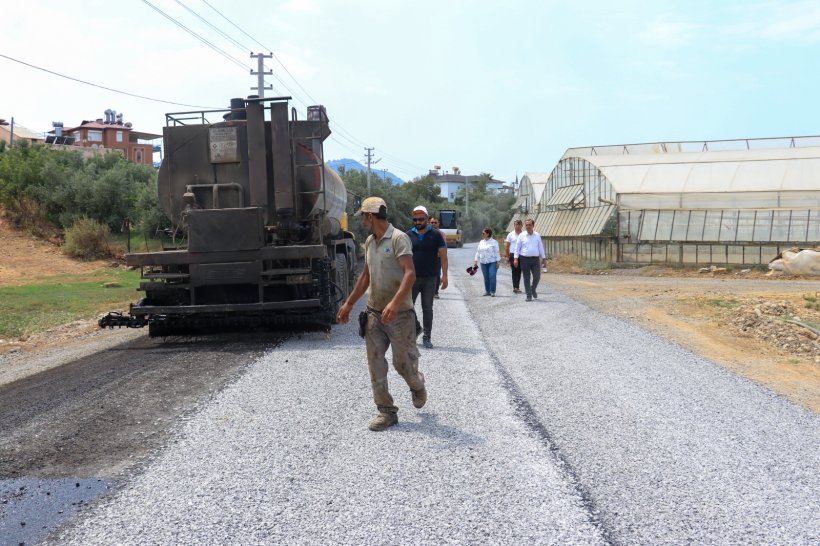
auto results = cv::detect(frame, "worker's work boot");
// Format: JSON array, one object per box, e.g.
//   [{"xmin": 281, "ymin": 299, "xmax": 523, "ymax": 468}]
[
  {"xmin": 368, "ymin": 412, "xmax": 398, "ymax": 431},
  {"xmin": 412, "ymin": 372, "xmax": 427, "ymax": 409}
]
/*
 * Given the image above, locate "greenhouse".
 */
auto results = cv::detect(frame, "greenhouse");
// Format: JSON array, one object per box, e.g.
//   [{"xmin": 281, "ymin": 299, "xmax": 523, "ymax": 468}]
[{"xmin": 510, "ymin": 137, "xmax": 820, "ymax": 266}]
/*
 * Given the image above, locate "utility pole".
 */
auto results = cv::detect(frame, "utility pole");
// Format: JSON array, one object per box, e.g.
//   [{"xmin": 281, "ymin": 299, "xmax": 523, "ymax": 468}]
[
  {"xmin": 465, "ymin": 175, "xmax": 469, "ymax": 216},
  {"xmin": 364, "ymin": 147, "xmax": 380, "ymax": 194},
  {"xmin": 382, "ymin": 168, "xmax": 388, "ymax": 183},
  {"xmin": 250, "ymin": 52, "xmax": 273, "ymax": 97},
  {"xmin": 9, "ymin": 117, "xmax": 14, "ymax": 147}
]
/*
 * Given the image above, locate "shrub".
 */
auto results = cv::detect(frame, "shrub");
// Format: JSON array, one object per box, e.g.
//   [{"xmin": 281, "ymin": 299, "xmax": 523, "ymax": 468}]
[
  {"xmin": 63, "ymin": 217, "xmax": 112, "ymax": 260},
  {"xmin": 4, "ymin": 195, "xmax": 58, "ymax": 239}
]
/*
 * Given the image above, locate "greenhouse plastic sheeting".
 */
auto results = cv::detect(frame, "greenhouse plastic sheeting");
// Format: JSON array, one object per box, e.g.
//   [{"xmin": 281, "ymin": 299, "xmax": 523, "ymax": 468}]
[
  {"xmin": 619, "ymin": 191, "xmax": 820, "ymax": 210},
  {"xmin": 534, "ymin": 205, "xmax": 615, "ymax": 237},
  {"xmin": 546, "ymin": 184, "xmax": 584, "ymax": 207},
  {"xmin": 578, "ymin": 146, "xmax": 820, "ymax": 194}
]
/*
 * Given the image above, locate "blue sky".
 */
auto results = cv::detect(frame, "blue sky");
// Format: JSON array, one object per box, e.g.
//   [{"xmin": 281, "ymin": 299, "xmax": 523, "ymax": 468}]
[{"xmin": 3, "ymin": 0, "xmax": 819, "ymax": 183}]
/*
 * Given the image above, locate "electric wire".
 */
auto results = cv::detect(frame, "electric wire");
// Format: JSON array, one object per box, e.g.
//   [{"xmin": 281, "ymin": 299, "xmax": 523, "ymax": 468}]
[
  {"xmin": 0, "ymin": 53, "xmax": 216, "ymax": 109},
  {"xmin": 14, "ymin": 0, "xmax": 427, "ymax": 181},
  {"xmin": 198, "ymin": 0, "xmax": 425, "ymax": 176},
  {"xmin": 175, "ymin": 0, "xmax": 246, "ymax": 51},
  {"xmin": 202, "ymin": 0, "xmax": 320, "ymax": 106},
  {"xmin": 175, "ymin": 0, "xmax": 308, "ymax": 109},
  {"xmin": 142, "ymin": 0, "xmax": 258, "ymax": 76}
]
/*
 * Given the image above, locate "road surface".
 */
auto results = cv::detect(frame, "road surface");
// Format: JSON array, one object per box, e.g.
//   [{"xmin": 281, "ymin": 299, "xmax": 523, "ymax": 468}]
[{"xmin": 1, "ymin": 243, "xmax": 817, "ymax": 545}]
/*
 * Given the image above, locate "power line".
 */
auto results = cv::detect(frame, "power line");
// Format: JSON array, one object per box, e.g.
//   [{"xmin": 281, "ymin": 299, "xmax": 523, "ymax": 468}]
[
  {"xmin": 195, "ymin": 0, "xmax": 410, "ymax": 159},
  {"xmin": 175, "ymin": 0, "xmax": 306, "ymax": 107},
  {"xmin": 0, "ymin": 53, "xmax": 216, "ymax": 109},
  {"xmin": 142, "ymin": 0, "xmax": 254, "ymax": 74},
  {"xmin": 175, "ymin": 0, "xmax": 246, "ymax": 51},
  {"xmin": 197, "ymin": 0, "xmax": 425, "ymax": 176},
  {"xmin": 202, "ymin": 0, "xmax": 320, "ymax": 106}
]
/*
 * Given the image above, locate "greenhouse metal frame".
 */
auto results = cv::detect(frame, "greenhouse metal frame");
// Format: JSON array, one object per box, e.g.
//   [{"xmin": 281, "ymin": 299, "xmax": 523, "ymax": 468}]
[{"xmin": 511, "ymin": 137, "xmax": 820, "ymax": 266}]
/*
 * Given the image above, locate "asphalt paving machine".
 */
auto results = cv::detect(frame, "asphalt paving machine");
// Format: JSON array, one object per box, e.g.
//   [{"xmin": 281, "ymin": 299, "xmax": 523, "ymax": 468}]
[{"xmin": 100, "ymin": 96, "xmax": 356, "ymax": 336}]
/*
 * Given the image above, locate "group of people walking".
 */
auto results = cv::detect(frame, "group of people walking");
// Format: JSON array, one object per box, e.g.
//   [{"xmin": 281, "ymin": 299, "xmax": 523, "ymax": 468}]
[
  {"xmin": 337, "ymin": 196, "xmax": 546, "ymax": 431},
  {"xmin": 505, "ymin": 218, "xmax": 547, "ymax": 302},
  {"xmin": 472, "ymin": 218, "xmax": 546, "ymax": 301}
]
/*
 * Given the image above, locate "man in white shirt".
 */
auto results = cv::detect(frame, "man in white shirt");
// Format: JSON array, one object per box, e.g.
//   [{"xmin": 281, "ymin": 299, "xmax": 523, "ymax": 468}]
[
  {"xmin": 504, "ymin": 219, "xmax": 523, "ymax": 294},
  {"xmin": 512, "ymin": 218, "xmax": 547, "ymax": 302}
]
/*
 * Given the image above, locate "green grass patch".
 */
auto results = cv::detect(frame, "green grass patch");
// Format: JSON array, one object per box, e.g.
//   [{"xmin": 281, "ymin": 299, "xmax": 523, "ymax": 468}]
[
  {"xmin": 109, "ymin": 231, "xmax": 165, "ymax": 254},
  {"xmin": 706, "ymin": 298, "xmax": 740, "ymax": 309},
  {"xmin": 802, "ymin": 293, "xmax": 820, "ymax": 311},
  {"xmin": 0, "ymin": 268, "xmax": 141, "ymax": 338},
  {"xmin": 579, "ymin": 259, "xmax": 613, "ymax": 271}
]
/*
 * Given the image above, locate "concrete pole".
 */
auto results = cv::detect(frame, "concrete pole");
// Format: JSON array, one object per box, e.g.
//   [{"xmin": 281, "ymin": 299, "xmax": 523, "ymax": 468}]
[
  {"xmin": 365, "ymin": 147, "xmax": 374, "ymax": 194},
  {"xmin": 250, "ymin": 52, "xmax": 273, "ymax": 97},
  {"xmin": 465, "ymin": 176, "xmax": 469, "ymax": 216}
]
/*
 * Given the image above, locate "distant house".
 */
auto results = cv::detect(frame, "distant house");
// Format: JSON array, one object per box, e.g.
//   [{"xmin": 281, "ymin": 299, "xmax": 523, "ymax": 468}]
[
  {"xmin": 0, "ymin": 119, "xmax": 45, "ymax": 145},
  {"xmin": 61, "ymin": 109, "xmax": 160, "ymax": 166},
  {"xmin": 429, "ymin": 167, "xmax": 509, "ymax": 202}
]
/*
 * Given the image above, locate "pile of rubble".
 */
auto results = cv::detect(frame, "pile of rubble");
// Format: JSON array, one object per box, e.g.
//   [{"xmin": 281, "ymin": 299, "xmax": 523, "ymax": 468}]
[{"xmin": 729, "ymin": 299, "xmax": 820, "ymax": 361}]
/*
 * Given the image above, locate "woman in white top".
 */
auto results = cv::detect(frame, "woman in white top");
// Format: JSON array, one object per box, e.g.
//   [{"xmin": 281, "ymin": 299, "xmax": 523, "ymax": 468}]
[{"xmin": 473, "ymin": 227, "xmax": 501, "ymax": 296}]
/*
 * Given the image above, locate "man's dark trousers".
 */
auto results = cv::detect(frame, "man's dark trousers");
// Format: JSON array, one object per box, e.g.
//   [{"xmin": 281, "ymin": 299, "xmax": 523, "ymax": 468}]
[
  {"xmin": 509, "ymin": 255, "xmax": 521, "ymax": 290},
  {"xmin": 520, "ymin": 256, "xmax": 541, "ymax": 297},
  {"xmin": 412, "ymin": 276, "xmax": 437, "ymax": 339}
]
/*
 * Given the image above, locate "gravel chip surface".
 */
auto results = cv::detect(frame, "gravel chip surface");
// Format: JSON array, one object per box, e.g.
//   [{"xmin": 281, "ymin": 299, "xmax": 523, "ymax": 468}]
[
  {"xmin": 47, "ymin": 243, "xmax": 819, "ymax": 545},
  {"xmin": 462, "ymin": 245, "xmax": 820, "ymax": 545},
  {"xmin": 49, "ymin": 275, "xmax": 605, "ymax": 544}
]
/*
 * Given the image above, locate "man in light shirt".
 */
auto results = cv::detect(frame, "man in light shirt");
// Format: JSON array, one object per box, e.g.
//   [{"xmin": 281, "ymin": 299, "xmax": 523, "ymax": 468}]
[
  {"xmin": 512, "ymin": 218, "xmax": 546, "ymax": 302},
  {"xmin": 504, "ymin": 219, "xmax": 523, "ymax": 294}
]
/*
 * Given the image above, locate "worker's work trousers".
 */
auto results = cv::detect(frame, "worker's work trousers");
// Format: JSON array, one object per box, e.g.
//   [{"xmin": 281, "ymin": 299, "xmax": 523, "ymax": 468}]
[
  {"xmin": 411, "ymin": 276, "xmax": 438, "ymax": 339},
  {"xmin": 365, "ymin": 308, "xmax": 424, "ymax": 415},
  {"xmin": 520, "ymin": 256, "xmax": 541, "ymax": 297}
]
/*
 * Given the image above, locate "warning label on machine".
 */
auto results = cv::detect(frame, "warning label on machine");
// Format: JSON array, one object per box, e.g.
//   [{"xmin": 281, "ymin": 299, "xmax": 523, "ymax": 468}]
[{"xmin": 209, "ymin": 126, "xmax": 239, "ymax": 163}]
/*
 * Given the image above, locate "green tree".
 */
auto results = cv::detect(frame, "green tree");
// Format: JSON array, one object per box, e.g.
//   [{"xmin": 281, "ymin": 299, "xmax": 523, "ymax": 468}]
[
  {"xmin": 0, "ymin": 142, "xmax": 166, "ymax": 236},
  {"xmin": 337, "ymin": 167, "xmax": 515, "ymax": 244}
]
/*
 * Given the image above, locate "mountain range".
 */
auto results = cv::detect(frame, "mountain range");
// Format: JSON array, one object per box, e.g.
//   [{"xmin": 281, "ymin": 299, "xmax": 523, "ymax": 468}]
[{"xmin": 327, "ymin": 158, "xmax": 404, "ymax": 185}]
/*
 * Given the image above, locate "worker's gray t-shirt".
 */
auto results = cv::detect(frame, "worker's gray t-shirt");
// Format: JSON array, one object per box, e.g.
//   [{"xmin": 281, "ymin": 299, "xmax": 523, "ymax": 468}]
[{"xmin": 365, "ymin": 224, "xmax": 414, "ymax": 312}]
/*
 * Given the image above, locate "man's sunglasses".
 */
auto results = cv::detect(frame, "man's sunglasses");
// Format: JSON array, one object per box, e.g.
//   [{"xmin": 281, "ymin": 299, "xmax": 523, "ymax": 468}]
[{"xmin": 412, "ymin": 217, "xmax": 426, "ymax": 223}]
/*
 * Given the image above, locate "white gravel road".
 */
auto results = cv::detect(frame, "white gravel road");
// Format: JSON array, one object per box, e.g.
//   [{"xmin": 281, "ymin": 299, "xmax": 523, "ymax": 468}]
[{"xmin": 49, "ymin": 243, "xmax": 819, "ymax": 545}]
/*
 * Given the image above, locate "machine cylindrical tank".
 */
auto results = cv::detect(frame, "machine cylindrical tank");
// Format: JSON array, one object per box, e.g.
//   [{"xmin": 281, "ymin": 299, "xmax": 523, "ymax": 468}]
[
  {"xmin": 302, "ymin": 165, "xmax": 346, "ymax": 222},
  {"xmin": 157, "ymin": 124, "xmax": 346, "ymax": 232}
]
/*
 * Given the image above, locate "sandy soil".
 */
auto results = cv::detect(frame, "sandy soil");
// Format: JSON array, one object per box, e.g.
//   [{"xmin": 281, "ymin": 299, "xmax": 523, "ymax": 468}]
[
  {"xmin": 1, "ymin": 217, "xmax": 818, "ymax": 413},
  {"xmin": 0, "ymin": 215, "xmax": 111, "ymax": 286}
]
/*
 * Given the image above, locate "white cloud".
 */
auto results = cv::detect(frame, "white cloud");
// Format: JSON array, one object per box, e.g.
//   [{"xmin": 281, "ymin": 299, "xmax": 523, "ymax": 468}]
[
  {"xmin": 719, "ymin": 0, "xmax": 820, "ymax": 43},
  {"xmin": 638, "ymin": 17, "xmax": 701, "ymax": 47},
  {"xmin": 279, "ymin": 0, "xmax": 322, "ymax": 15},
  {"xmin": 759, "ymin": 2, "xmax": 820, "ymax": 41}
]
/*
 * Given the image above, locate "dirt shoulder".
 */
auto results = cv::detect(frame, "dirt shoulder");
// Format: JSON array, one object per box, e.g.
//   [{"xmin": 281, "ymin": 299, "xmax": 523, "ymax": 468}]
[
  {"xmin": 0, "ymin": 215, "xmax": 109, "ymax": 286},
  {"xmin": 543, "ymin": 267, "xmax": 819, "ymax": 413},
  {"xmin": 0, "ymin": 215, "xmax": 138, "ymax": 372}
]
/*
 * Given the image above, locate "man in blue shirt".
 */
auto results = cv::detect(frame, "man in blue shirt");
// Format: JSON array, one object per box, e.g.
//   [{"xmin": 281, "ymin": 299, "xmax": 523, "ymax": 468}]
[{"xmin": 407, "ymin": 205, "xmax": 448, "ymax": 349}]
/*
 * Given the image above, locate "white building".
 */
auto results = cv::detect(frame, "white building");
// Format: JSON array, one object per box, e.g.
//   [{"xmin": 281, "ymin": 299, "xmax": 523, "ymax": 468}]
[{"xmin": 431, "ymin": 171, "xmax": 510, "ymax": 202}]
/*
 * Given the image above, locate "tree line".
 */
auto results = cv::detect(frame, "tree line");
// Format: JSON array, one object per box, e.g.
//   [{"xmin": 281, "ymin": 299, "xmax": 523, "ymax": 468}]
[
  {"xmin": 0, "ymin": 140, "xmax": 164, "ymax": 241},
  {"xmin": 0, "ymin": 139, "xmax": 515, "ymax": 255},
  {"xmin": 338, "ymin": 167, "xmax": 515, "ymax": 243}
]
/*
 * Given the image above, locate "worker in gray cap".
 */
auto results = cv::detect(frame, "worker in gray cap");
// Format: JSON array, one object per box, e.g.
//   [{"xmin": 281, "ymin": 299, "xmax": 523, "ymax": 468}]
[{"xmin": 337, "ymin": 197, "xmax": 427, "ymax": 431}]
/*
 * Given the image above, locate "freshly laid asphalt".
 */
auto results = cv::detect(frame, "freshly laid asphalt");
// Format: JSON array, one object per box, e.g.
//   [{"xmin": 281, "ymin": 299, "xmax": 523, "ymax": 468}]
[{"xmin": 45, "ymin": 243, "xmax": 819, "ymax": 545}]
